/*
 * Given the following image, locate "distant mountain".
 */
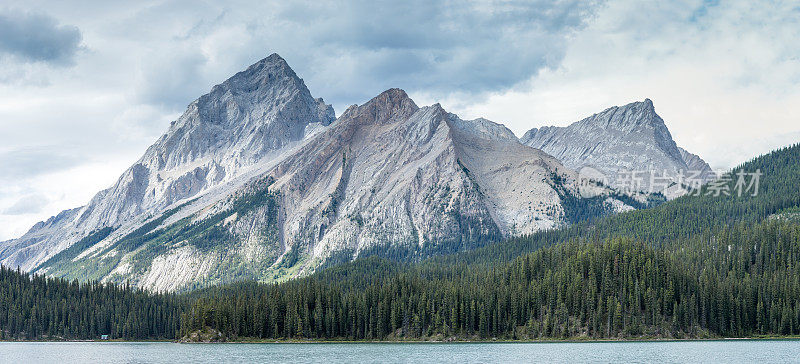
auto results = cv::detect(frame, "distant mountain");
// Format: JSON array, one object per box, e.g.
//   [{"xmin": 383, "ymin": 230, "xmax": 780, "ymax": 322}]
[
  {"xmin": 520, "ymin": 99, "xmax": 715, "ymax": 198},
  {"xmin": 1, "ymin": 54, "xmax": 634, "ymax": 291}
]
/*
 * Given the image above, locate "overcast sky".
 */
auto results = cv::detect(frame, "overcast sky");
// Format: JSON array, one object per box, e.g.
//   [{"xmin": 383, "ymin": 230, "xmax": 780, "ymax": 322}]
[{"xmin": 1, "ymin": 0, "xmax": 799, "ymax": 241}]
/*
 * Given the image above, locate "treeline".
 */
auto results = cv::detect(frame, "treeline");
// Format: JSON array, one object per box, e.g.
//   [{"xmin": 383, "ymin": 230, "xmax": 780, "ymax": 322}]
[
  {"xmin": 0, "ymin": 266, "xmax": 183, "ymax": 340},
  {"xmin": 178, "ymin": 143, "xmax": 800, "ymax": 340},
  {"xmin": 181, "ymin": 218, "xmax": 800, "ymax": 340}
]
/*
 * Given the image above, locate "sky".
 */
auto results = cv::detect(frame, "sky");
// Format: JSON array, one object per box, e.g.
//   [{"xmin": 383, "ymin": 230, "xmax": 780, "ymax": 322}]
[{"xmin": 1, "ymin": 0, "xmax": 799, "ymax": 241}]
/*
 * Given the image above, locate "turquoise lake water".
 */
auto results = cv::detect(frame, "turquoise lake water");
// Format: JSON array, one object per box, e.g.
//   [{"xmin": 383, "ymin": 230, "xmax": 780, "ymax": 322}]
[{"xmin": 1, "ymin": 340, "xmax": 799, "ymax": 363}]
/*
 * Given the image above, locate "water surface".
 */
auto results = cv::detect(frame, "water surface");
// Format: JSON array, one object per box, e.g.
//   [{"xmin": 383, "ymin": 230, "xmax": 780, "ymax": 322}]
[{"xmin": 2, "ymin": 340, "xmax": 799, "ymax": 363}]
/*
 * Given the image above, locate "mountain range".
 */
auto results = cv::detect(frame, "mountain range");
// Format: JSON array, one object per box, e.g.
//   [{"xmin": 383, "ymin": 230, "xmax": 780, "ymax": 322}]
[{"xmin": 0, "ymin": 54, "xmax": 713, "ymax": 291}]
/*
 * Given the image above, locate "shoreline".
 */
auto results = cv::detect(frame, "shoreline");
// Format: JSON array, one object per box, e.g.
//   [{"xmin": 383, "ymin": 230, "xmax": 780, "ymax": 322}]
[
  {"xmin": 4, "ymin": 336, "xmax": 800, "ymax": 344},
  {"xmin": 186, "ymin": 336, "xmax": 800, "ymax": 344}
]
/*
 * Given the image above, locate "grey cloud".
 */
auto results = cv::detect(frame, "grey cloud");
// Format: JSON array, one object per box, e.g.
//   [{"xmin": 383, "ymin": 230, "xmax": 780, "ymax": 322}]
[
  {"xmin": 129, "ymin": 0, "xmax": 604, "ymax": 111},
  {"xmin": 2, "ymin": 194, "xmax": 48, "ymax": 215},
  {"xmin": 270, "ymin": 0, "xmax": 602, "ymax": 108},
  {"xmin": 0, "ymin": 9, "xmax": 82, "ymax": 65},
  {"xmin": 136, "ymin": 49, "xmax": 209, "ymax": 109},
  {"xmin": 271, "ymin": 0, "xmax": 602, "ymax": 103},
  {"xmin": 0, "ymin": 147, "xmax": 81, "ymax": 181}
]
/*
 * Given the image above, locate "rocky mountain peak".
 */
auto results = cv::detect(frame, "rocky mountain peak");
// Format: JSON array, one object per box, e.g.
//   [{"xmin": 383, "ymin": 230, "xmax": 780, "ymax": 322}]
[
  {"xmin": 590, "ymin": 99, "xmax": 662, "ymax": 132},
  {"xmin": 679, "ymin": 147, "xmax": 716, "ymax": 180},
  {"xmin": 190, "ymin": 53, "xmax": 334, "ymax": 125},
  {"xmin": 576, "ymin": 99, "xmax": 683, "ymax": 162},
  {"xmin": 339, "ymin": 88, "xmax": 419, "ymax": 125},
  {"xmin": 519, "ymin": 127, "xmax": 540, "ymax": 145},
  {"xmin": 520, "ymin": 99, "xmax": 662, "ymax": 146},
  {"xmin": 157, "ymin": 54, "xmax": 335, "ymax": 165},
  {"xmin": 210, "ymin": 53, "xmax": 299, "ymax": 97}
]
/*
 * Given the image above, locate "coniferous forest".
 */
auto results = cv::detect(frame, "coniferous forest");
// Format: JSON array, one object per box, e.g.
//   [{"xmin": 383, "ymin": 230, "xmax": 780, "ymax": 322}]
[
  {"xmin": 2, "ymin": 143, "xmax": 800, "ymax": 341},
  {"xmin": 0, "ymin": 266, "xmax": 182, "ymax": 340}
]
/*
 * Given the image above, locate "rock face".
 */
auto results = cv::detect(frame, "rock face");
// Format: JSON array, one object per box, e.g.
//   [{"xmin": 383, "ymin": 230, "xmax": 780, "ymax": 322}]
[
  {"xmin": 678, "ymin": 147, "xmax": 716, "ymax": 181},
  {"xmin": 180, "ymin": 327, "xmax": 227, "ymax": 343},
  {"xmin": 267, "ymin": 88, "xmax": 575, "ymax": 271},
  {"xmin": 0, "ymin": 54, "xmax": 334, "ymax": 272},
  {"xmin": 0, "ymin": 55, "xmax": 632, "ymax": 292},
  {"xmin": 520, "ymin": 99, "xmax": 714, "ymax": 197}
]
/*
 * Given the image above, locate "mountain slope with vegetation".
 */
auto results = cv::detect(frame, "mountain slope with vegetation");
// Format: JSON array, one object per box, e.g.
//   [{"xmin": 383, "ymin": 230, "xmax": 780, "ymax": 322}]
[
  {"xmin": 178, "ymin": 143, "xmax": 800, "ymax": 340},
  {"xmin": 1, "ymin": 144, "xmax": 797, "ymax": 341},
  {"xmin": 184, "ymin": 222, "xmax": 800, "ymax": 340}
]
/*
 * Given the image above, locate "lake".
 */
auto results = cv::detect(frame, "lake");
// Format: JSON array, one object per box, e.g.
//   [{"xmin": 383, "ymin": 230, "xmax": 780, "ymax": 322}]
[{"xmin": 1, "ymin": 340, "xmax": 799, "ymax": 363}]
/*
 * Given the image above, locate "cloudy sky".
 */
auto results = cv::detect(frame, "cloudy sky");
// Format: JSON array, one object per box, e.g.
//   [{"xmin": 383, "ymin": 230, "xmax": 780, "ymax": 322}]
[{"xmin": 1, "ymin": 0, "xmax": 799, "ymax": 240}]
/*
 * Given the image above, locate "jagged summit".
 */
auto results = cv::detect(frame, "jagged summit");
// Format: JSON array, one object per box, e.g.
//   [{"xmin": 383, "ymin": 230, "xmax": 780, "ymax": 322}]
[
  {"xmin": 254, "ymin": 52, "xmax": 291, "ymax": 70},
  {"xmin": 521, "ymin": 99, "xmax": 668, "ymax": 145},
  {"xmin": 189, "ymin": 53, "xmax": 333, "ymax": 125},
  {"xmin": 226, "ymin": 53, "xmax": 297, "ymax": 86},
  {"xmin": 583, "ymin": 99, "xmax": 662, "ymax": 131},
  {"xmin": 223, "ymin": 53, "xmax": 295, "ymax": 85},
  {"xmin": 154, "ymin": 53, "xmax": 335, "ymax": 166},
  {"xmin": 522, "ymin": 98, "xmax": 666, "ymax": 140},
  {"xmin": 205, "ymin": 53, "xmax": 317, "ymax": 106},
  {"xmin": 339, "ymin": 88, "xmax": 419, "ymax": 125},
  {"xmin": 679, "ymin": 147, "xmax": 716, "ymax": 181}
]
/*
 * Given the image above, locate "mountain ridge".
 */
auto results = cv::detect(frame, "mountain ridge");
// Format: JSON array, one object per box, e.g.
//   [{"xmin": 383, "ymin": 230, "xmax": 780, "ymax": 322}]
[
  {"xmin": 2, "ymin": 55, "xmax": 686, "ymax": 292},
  {"xmin": 38, "ymin": 86, "xmax": 607, "ymax": 291}
]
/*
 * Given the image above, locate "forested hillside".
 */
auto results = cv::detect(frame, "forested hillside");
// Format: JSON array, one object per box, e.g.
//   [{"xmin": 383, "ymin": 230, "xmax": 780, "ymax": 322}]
[
  {"xmin": 0, "ymin": 266, "xmax": 183, "ymax": 340},
  {"xmin": 182, "ymin": 218, "xmax": 800, "ymax": 340},
  {"xmin": 180, "ymin": 143, "xmax": 800, "ymax": 340}
]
